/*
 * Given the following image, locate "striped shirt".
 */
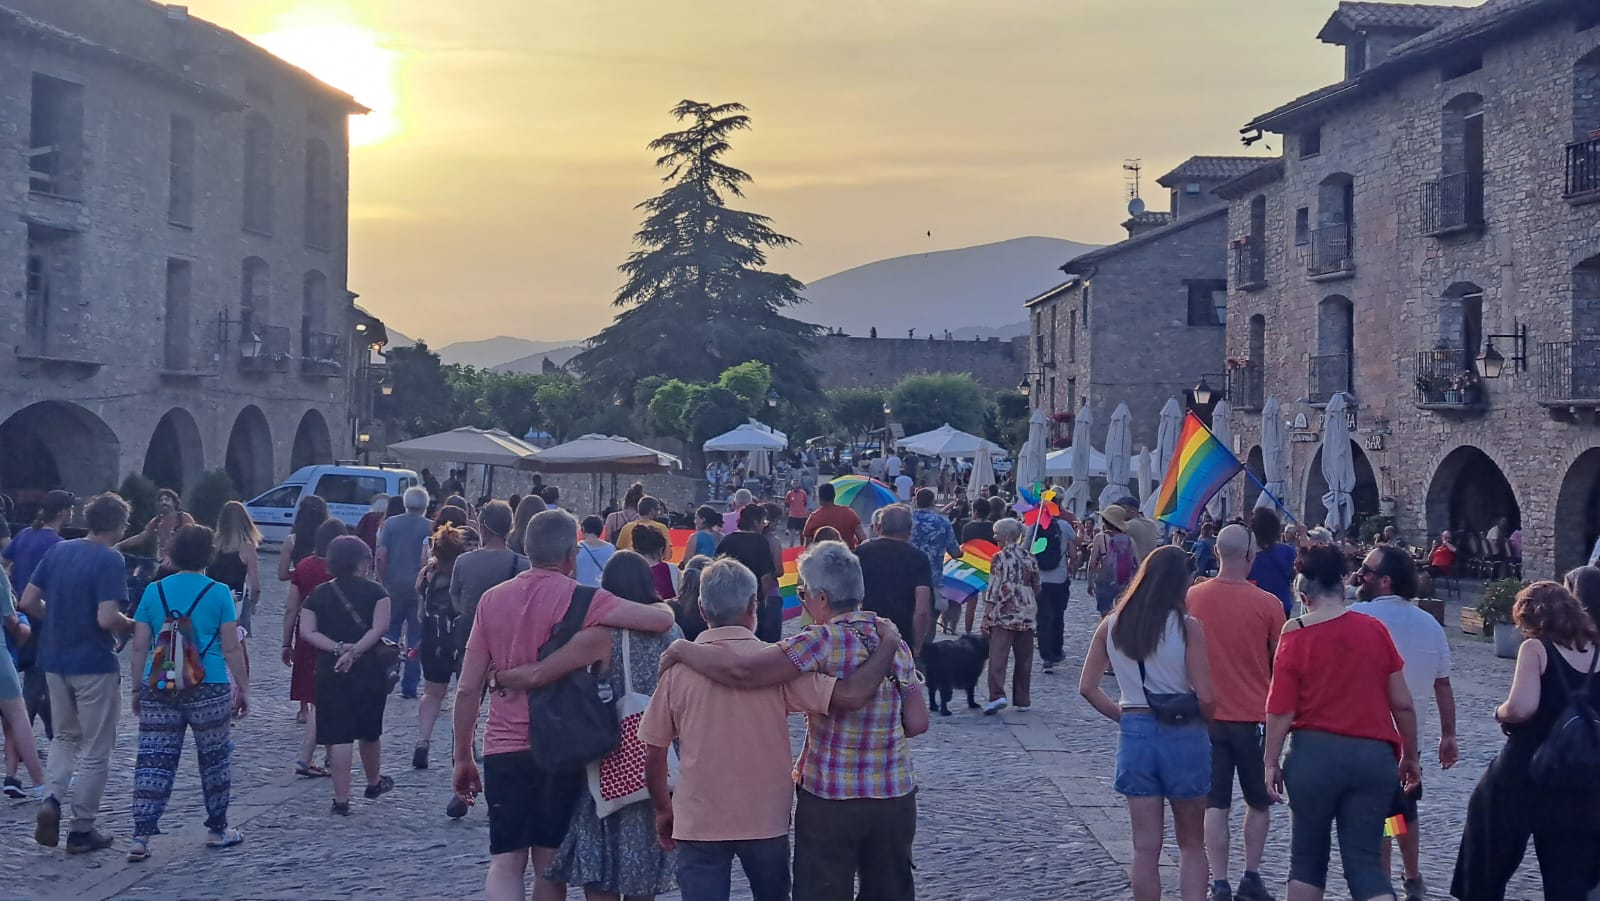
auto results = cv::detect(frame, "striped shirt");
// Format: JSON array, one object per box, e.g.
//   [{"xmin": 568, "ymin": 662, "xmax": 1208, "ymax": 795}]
[{"xmin": 779, "ymin": 611, "xmax": 919, "ymax": 800}]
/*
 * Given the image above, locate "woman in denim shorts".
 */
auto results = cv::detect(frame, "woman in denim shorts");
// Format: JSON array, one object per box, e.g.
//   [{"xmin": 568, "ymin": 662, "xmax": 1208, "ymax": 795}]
[{"xmin": 1081, "ymin": 545, "xmax": 1216, "ymax": 901}]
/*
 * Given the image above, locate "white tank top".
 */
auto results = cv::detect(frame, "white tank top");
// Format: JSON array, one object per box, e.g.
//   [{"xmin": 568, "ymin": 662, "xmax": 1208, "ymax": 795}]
[{"xmin": 1106, "ymin": 611, "xmax": 1190, "ymax": 708}]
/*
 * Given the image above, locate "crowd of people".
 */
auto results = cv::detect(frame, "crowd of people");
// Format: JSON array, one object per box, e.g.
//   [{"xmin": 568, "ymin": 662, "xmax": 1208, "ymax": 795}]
[{"xmin": 0, "ymin": 469, "xmax": 1595, "ymax": 901}]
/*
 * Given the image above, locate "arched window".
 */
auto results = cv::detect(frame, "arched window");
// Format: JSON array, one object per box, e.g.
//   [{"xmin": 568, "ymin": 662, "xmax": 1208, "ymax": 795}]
[
  {"xmin": 240, "ymin": 257, "xmax": 269, "ymax": 330},
  {"xmin": 1239, "ymin": 195, "xmax": 1267, "ymax": 287},
  {"xmin": 243, "ymin": 114, "xmax": 274, "ymax": 234},
  {"xmin": 1248, "ymin": 314, "xmax": 1266, "ymax": 363},
  {"xmin": 1312, "ymin": 295, "xmax": 1354, "ymax": 402},
  {"xmin": 1575, "ymin": 255, "xmax": 1600, "ymax": 341},
  {"xmin": 301, "ymin": 270, "xmax": 328, "ymax": 359},
  {"xmin": 1421, "ymin": 283, "xmax": 1485, "ymax": 399},
  {"xmin": 1428, "ymin": 94, "xmax": 1485, "ymax": 232},
  {"xmin": 304, "ymin": 138, "xmax": 331, "ymax": 249},
  {"xmin": 1569, "ymin": 49, "xmax": 1600, "ymax": 196},
  {"xmin": 1310, "ymin": 175, "xmax": 1354, "ymax": 276}
]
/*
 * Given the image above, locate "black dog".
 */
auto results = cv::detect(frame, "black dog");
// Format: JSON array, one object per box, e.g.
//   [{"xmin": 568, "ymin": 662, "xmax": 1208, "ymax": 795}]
[{"xmin": 919, "ymin": 634, "xmax": 988, "ymax": 716}]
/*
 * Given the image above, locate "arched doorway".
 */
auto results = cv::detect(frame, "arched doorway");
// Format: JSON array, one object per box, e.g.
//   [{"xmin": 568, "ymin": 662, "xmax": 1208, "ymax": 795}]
[
  {"xmin": 0, "ymin": 402, "xmax": 120, "ymax": 510},
  {"xmin": 1426, "ymin": 446, "xmax": 1519, "ymax": 574},
  {"xmin": 143, "ymin": 408, "xmax": 203, "ymax": 494},
  {"xmin": 225, "ymin": 406, "xmax": 274, "ymax": 498},
  {"xmin": 291, "ymin": 409, "xmax": 333, "ymax": 471},
  {"xmin": 1303, "ymin": 440, "xmax": 1380, "ymax": 533},
  {"xmin": 1555, "ymin": 448, "xmax": 1600, "ymax": 575}
]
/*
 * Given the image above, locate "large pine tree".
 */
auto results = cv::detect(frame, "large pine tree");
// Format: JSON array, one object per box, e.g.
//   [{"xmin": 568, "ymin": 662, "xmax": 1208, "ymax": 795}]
[{"xmin": 573, "ymin": 101, "xmax": 819, "ymax": 402}]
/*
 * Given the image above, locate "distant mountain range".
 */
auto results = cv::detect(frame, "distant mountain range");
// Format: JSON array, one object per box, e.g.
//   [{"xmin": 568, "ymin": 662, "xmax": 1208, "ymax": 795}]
[{"xmin": 381, "ymin": 235, "xmax": 1095, "ymax": 368}]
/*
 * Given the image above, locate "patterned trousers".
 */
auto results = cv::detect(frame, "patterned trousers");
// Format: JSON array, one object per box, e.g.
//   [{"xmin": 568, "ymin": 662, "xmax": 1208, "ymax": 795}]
[{"xmin": 133, "ymin": 683, "xmax": 233, "ymax": 837}]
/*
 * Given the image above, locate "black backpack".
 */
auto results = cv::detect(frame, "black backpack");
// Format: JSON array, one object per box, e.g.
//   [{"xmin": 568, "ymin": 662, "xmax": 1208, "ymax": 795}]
[
  {"xmin": 1530, "ymin": 642, "xmax": 1600, "ymax": 790},
  {"xmin": 526, "ymin": 586, "xmax": 619, "ymax": 772},
  {"xmin": 1034, "ymin": 521, "xmax": 1063, "ymax": 572}
]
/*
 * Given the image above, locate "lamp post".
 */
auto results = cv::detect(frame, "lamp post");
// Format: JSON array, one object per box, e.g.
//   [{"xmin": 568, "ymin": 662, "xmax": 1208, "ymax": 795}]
[
  {"xmin": 357, "ymin": 432, "xmax": 371, "ymax": 465},
  {"xmin": 882, "ymin": 401, "xmax": 892, "ymax": 452},
  {"xmin": 1017, "ymin": 370, "xmax": 1044, "ymax": 405},
  {"xmin": 765, "ymin": 388, "xmax": 780, "ymax": 408},
  {"xmin": 1477, "ymin": 320, "xmax": 1527, "ymax": 378}
]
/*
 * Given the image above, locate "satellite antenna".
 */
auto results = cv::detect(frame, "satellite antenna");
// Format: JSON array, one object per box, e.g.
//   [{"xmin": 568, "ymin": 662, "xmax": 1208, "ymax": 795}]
[{"xmin": 1123, "ymin": 159, "xmax": 1144, "ymax": 217}]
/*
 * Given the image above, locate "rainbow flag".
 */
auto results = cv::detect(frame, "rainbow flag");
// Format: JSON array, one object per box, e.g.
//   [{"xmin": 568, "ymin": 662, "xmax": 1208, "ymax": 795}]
[
  {"xmin": 667, "ymin": 528, "xmax": 695, "ymax": 564},
  {"xmin": 1384, "ymin": 814, "xmax": 1408, "ymax": 837},
  {"xmin": 942, "ymin": 540, "xmax": 999, "ymax": 605},
  {"xmin": 1153, "ymin": 412, "xmax": 1244, "ymax": 531},
  {"xmin": 777, "ymin": 545, "xmax": 805, "ymax": 620}
]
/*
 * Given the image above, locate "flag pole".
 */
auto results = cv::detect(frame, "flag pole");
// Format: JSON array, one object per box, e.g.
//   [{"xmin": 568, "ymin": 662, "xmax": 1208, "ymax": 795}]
[{"xmin": 1243, "ymin": 467, "xmax": 1297, "ymax": 524}]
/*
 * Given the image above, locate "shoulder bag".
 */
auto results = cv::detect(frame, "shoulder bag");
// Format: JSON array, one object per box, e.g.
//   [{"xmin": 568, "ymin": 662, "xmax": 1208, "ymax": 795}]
[
  {"xmin": 328, "ymin": 580, "xmax": 403, "ymax": 672},
  {"xmin": 526, "ymin": 586, "xmax": 620, "ymax": 771},
  {"xmin": 1137, "ymin": 616, "xmax": 1203, "ymax": 726},
  {"xmin": 1530, "ymin": 642, "xmax": 1600, "ymax": 789},
  {"xmin": 587, "ymin": 632, "xmax": 678, "ymax": 817}
]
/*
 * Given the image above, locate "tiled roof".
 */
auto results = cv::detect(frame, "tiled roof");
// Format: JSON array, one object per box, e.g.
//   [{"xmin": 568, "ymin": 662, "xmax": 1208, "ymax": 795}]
[
  {"xmin": 1156, "ymin": 156, "xmax": 1272, "ymax": 187},
  {"xmin": 1316, "ymin": 2, "xmax": 1473, "ymax": 43},
  {"xmin": 1215, "ymin": 158, "xmax": 1287, "ymax": 200},
  {"xmin": 1023, "ymin": 279, "xmax": 1081, "ymax": 308},
  {"xmin": 1121, "ymin": 210, "xmax": 1173, "ymax": 228},
  {"xmin": 1060, "ymin": 206, "xmax": 1228, "ymax": 274}
]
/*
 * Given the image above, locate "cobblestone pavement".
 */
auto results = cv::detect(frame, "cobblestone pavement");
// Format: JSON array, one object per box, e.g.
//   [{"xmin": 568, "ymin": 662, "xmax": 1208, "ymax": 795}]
[{"xmin": 0, "ymin": 571, "xmax": 1544, "ymax": 900}]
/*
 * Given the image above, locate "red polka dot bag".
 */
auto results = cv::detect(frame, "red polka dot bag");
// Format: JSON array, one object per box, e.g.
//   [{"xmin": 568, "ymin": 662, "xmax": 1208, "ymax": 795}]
[{"xmin": 587, "ymin": 634, "xmax": 678, "ymax": 818}]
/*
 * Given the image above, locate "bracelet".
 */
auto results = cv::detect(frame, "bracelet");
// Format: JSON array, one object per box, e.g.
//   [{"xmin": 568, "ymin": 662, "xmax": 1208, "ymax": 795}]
[{"xmin": 335, "ymin": 641, "xmax": 346, "ymax": 656}]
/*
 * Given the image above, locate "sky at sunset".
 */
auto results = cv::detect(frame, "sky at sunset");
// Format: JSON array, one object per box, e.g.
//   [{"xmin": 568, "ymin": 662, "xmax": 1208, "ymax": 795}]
[{"xmin": 178, "ymin": 0, "xmax": 1470, "ymax": 346}]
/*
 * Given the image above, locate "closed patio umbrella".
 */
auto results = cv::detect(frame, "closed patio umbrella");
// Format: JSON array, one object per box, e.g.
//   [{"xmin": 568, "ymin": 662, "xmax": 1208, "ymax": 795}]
[
  {"xmin": 1062, "ymin": 403, "xmax": 1095, "ymax": 517},
  {"xmin": 1136, "ymin": 446, "xmax": 1153, "ymax": 506},
  {"xmin": 1255, "ymin": 396, "xmax": 1290, "ymax": 512},
  {"xmin": 1014, "ymin": 408, "xmax": 1048, "ymax": 492},
  {"xmin": 967, "ymin": 444, "xmax": 996, "ymax": 502},
  {"xmin": 1098, "ymin": 403, "xmax": 1133, "ymax": 511},
  {"xmin": 1321, "ymin": 393, "xmax": 1356, "ymax": 532},
  {"xmin": 1207, "ymin": 400, "xmax": 1234, "ymax": 519},
  {"xmin": 1142, "ymin": 396, "xmax": 1184, "ymax": 518}
]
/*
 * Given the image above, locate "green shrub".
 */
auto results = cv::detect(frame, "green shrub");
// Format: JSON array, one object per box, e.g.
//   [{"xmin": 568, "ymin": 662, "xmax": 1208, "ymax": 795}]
[
  {"xmin": 189, "ymin": 470, "xmax": 240, "ymax": 527},
  {"xmin": 117, "ymin": 473, "xmax": 159, "ymax": 538},
  {"xmin": 1477, "ymin": 578, "xmax": 1525, "ymax": 627}
]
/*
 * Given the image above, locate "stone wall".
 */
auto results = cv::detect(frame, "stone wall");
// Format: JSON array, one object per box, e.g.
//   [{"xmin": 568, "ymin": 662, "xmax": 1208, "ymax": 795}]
[
  {"xmin": 1225, "ymin": 10, "xmax": 1600, "ymax": 579},
  {"xmin": 811, "ymin": 334, "xmax": 1026, "ymax": 392}
]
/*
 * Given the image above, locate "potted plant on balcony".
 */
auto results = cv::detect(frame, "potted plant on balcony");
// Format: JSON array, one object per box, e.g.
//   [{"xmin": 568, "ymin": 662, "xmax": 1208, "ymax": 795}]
[
  {"xmin": 1414, "ymin": 373, "xmax": 1440, "ymax": 402},
  {"xmin": 1450, "ymin": 370, "xmax": 1481, "ymax": 405},
  {"xmin": 1476, "ymin": 577, "xmax": 1525, "ymax": 658}
]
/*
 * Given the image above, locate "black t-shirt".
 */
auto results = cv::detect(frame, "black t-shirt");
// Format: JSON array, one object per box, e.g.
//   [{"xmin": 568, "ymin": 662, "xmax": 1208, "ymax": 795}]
[
  {"xmin": 856, "ymin": 537, "xmax": 934, "ymax": 643},
  {"xmin": 961, "ymin": 520, "xmax": 995, "ymax": 545},
  {"xmin": 716, "ymin": 531, "xmax": 775, "ymax": 581}
]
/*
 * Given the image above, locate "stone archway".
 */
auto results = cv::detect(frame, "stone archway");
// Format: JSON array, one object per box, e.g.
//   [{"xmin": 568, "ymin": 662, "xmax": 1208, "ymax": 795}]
[
  {"xmin": 0, "ymin": 401, "xmax": 119, "ymax": 504},
  {"xmin": 225, "ymin": 406, "xmax": 274, "ymax": 498},
  {"xmin": 291, "ymin": 409, "xmax": 333, "ymax": 471},
  {"xmin": 1245, "ymin": 444, "xmax": 1265, "ymax": 508},
  {"xmin": 1555, "ymin": 448, "xmax": 1600, "ymax": 575},
  {"xmin": 1425, "ymin": 446, "xmax": 1519, "ymax": 538},
  {"xmin": 1303, "ymin": 440, "xmax": 1380, "ymax": 533},
  {"xmin": 143, "ymin": 408, "xmax": 203, "ymax": 494}
]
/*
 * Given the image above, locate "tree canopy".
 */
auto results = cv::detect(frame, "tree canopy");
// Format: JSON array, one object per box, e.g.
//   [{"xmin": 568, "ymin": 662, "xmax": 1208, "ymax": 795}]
[{"xmin": 887, "ymin": 373, "xmax": 988, "ymax": 436}]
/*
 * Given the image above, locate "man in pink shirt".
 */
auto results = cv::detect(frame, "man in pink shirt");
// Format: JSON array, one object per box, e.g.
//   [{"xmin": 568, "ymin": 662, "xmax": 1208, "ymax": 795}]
[
  {"xmin": 451, "ymin": 510, "xmax": 676, "ymax": 901},
  {"xmin": 638, "ymin": 558, "xmax": 902, "ymax": 901}
]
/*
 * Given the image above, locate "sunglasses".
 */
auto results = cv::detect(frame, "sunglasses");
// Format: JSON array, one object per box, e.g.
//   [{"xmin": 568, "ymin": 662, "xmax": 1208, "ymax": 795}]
[{"xmin": 1355, "ymin": 564, "xmax": 1386, "ymax": 579}]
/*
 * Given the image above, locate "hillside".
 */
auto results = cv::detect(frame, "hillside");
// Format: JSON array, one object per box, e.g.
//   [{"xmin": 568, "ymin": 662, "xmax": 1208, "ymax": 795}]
[
  {"xmin": 434, "ymin": 335, "xmax": 582, "ymax": 369},
  {"xmin": 491, "ymin": 345, "xmax": 584, "ymax": 374},
  {"xmin": 795, "ymin": 236, "xmax": 1098, "ymax": 337}
]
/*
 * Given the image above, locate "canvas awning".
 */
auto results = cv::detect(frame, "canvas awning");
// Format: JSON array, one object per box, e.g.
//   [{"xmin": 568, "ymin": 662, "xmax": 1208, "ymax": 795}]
[
  {"xmin": 387, "ymin": 427, "xmax": 540, "ymax": 468},
  {"xmin": 522, "ymin": 434, "xmax": 681, "ymax": 474},
  {"xmin": 703, "ymin": 420, "xmax": 788, "ymax": 453},
  {"xmin": 897, "ymin": 423, "xmax": 1008, "ymax": 460}
]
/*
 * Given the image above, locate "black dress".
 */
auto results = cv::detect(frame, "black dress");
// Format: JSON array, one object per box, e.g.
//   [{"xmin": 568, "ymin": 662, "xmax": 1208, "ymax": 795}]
[
  {"xmin": 1452, "ymin": 640, "xmax": 1600, "ymax": 901},
  {"xmin": 304, "ymin": 576, "xmax": 391, "ymax": 745}
]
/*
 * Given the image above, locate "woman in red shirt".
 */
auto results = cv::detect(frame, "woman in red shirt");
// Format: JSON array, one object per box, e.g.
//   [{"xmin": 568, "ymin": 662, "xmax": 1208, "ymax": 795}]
[{"xmin": 1264, "ymin": 545, "xmax": 1421, "ymax": 901}]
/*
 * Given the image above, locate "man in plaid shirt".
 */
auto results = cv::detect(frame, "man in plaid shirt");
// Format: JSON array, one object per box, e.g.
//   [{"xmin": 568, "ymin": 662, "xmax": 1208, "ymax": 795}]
[{"xmin": 661, "ymin": 540, "xmax": 929, "ymax": 901}]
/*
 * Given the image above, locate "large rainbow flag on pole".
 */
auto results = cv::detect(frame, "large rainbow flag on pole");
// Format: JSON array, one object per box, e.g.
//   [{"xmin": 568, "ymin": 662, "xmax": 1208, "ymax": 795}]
[{"xmin": 1152, "ymin": 411, "xmax": 1245, "ymax": 531}]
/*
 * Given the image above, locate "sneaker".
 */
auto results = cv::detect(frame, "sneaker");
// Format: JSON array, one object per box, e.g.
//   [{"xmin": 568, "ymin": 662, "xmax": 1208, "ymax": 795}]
[
  {"xmin": 331, "ymin": 800, "xmax": 350, "ymax": 816},
  {"xmin": 445, "ymin": 795, "xmax": 469, "ymax": 819},
  {"xmin": 412, "ymin": 742, "xmax": 429, "ymax": 770},
  {"xmin": 1041, "ymin": 662, "xmax": 1055, "ymax": 674},
  {"xmin": 1210, "ymin": 886, "xmax": 1233, "ymax": 901},
  {"xmin": 65, "ymin": 828, "xmax": 114, "ymax": 854},
  {"xmin": 3, "ymin": 776, "xmax": 23, "ymax": 799},
  {"xmin": 1402, "ymin": 876, "xmax": 1426, "ymax": 901},
  {"xmin": 983, "ymin": 697, "xmax": 1009, "ymax": 715},
  {"xmin": 1015, "ymin": 705, "xmax": 1031, "ymax": 712},
  {"xmin": 35, "ymin": 795, "xmax": 60, "ymax": 847},
  {"xmin": 364, "ymin": 774, "xmax": 395, "ymax": 799},
  {"xmin": 1235, "ymin": 873, "xmax": 1274, "ymax": 901}
]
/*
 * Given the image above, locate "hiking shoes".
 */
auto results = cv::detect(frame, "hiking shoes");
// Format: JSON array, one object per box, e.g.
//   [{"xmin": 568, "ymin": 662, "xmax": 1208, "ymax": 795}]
[
  {"xmin": 35, "ymin": 796, "xmax": 60, "ymax": 847},
  {"xmin": 65, "ymin": 828, "xmax": 114, "ymax": 854}
]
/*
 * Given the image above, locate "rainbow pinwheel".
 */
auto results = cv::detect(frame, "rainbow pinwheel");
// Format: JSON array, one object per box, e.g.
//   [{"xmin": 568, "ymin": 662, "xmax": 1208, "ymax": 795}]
[
  {"xmin": 828, "ymin": 474, "xmax": 898, "ymax": 507},
  {"xmin": 942, "ymin": 539, "xmax": 999, "ymax": 605}
]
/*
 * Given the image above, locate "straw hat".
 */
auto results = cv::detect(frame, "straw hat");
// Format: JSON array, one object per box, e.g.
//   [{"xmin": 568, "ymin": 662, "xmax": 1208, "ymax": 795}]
[{"xmin": 1101, "ymin": 505, "xmax": 1131, "ymax": 531}]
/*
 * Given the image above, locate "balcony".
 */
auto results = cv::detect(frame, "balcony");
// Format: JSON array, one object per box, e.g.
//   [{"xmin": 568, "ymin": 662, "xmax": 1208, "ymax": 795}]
[
  {"xmin": 1566, "ymin": 137, "xmax": 1600, "ymax": 203},
  {"xmin": 1537, "ymin": 341, "xmax": 1600, "ymax": 413},
  {"xmin": 301, "ymin": 330, "xmax": 344, "ymax": 377},
  {"xmin": 1421, "ymin": 171, "xmax": 1484, "ymax": 236},
  {"xmin": 1307, "ymin": 352, "xmax": 1350, "ymax": 405},
  {"xmin": 1306, "ymin": 224, "xmax": 1353, "ymax": 280},
  {"xmin": 1414, "ymin": 348, "xmax": 1485, "ymax": 413},
  {"xmin": 237, "ymin": 323, "xmax": 290, "ymax": 374},
  {"xmin": 1230, "ymin": 240, "xmax": 1266, "ymax": 291},
  {"xmin": 1226, "ymin": 362, "xmax": 1264, "ymax": 411}
]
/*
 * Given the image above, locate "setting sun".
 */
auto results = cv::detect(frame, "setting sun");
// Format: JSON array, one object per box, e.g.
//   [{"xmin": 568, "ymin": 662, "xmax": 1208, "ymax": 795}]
[{"xmin": 252, "ymin": 18, "xmax": 399, "ymax": 146}]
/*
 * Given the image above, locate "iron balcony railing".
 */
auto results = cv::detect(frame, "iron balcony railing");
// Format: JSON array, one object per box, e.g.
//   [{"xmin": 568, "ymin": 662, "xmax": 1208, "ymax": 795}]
[
  {"xmin": 1308, "ymin": 352, "xmax": 1351, "ymax": 405},
  {"xmin": 1421, "ymin": 170, "xmax": 1483, "ymax": 234},
  {"xmin": 1231, "ymin": 240, "xmax": 1266, "ymax": 290},
  {"xmin": 1414, "ymin": 347, "xmax": 1483, "ymax": 407},
  {"xmin": 301, "ymin": 330, "xmax": 344, "ymax": 376},
  {"xmin": 1567, "ymin": 137, "xmax": 1600, "ymax": 198},
  {"xmin": 238, "ymin": 323, "xmax": 290, "ymax": 373},
  {"xmin": 1227, "ymin": 362, "xmax": 1264, "ymax": 411},
  {"xmin": 1537, "ymin": 341, "xmax": 1600, "ymax": 404},
  {"xmin": 1307, "ymin": 224, "xmax": 1353, "ymax": 277}
]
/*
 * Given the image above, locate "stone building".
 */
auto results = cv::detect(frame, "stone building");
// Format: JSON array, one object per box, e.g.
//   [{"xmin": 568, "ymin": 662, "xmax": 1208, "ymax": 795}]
[
  {"xmin": 0, "ymin": 1, "xmax": 384, "ymax": 512},
  {"xmin": 810, "ymin": 333, "xmax": 1026, "ymax": 392},
  {"xmin": 1025, "ymin": 156, "xmax": 1260, "ymax": 448},
  {"xmin": 1221, "ymin": 0, "xmax": 1600, "ymax": 578}
]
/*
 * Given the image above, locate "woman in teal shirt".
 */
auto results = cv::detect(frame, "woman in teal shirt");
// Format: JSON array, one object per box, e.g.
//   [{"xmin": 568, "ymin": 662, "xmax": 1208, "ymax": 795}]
[{"xmin": 127, "ymin": 525, "xmax": 250, "ymax": 862}]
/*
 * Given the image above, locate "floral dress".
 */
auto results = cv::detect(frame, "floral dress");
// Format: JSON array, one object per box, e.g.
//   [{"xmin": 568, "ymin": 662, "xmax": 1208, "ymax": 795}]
[
  {"xmin": 547, "ymin": 625, "xmax": 683, "ymax": 896},
  {"xmin": 983, "ymin": 543, "xmax": 1039, "ymax": 633}
]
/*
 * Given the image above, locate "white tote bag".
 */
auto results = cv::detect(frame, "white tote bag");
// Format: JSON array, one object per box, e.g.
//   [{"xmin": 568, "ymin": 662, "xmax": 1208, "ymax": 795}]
[{"xmin": 587, "ymin": 633, "xmax": 678, "ymax": 818}]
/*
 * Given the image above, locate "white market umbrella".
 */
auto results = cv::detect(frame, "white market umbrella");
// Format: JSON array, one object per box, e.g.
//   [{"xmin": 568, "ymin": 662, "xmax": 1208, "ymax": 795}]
[
  {"xmin": 1098, "ymin": 403, "xmax": 1134, "ymax": 510},
  {"xmin": 1142, "ymin": 396, "xmax": 1184, "ymax": 517},
  {"xmin": 1207, "ymin": 401, "xmax": 1234, "ymax": 519},
  {"xmin": 1136, "ymin": 446, "xmax": 1153, "ymax": 505},
  {"xmin": 967, "ymin": 444, "xmax": 996, "ymax": 502},
  {"xmin": 524, "ymin": 434, "xmax": 681, "ymax": 475},
  {"xmin": 703, "ymin": 420, "xmax": 788, "ymax": 453},
  {"xmin": 1255, "ymin": 396, "xmax": 1290, "ymax": 512},
  {"xmin": 1045, "ymin": 445, "xmax": 1108, "ymax": 479},
  {"xmin": 1015, "ymin": 408, "xmax": 1048, "ymax": 491},
  {"xmin": 388, "ymin": 426, "xmax": 540, "ymax": 468},
  {"xmin": 1062, "ymin": 403, "xmax": 1095, "ymax": 516},
  {"xmin": 1320, "ymin": 393, "xmax": 1357, "ymax": 532},
  {"xmin": 898, "ymin": 423, "xmax": 1009, "ymax": 460}
]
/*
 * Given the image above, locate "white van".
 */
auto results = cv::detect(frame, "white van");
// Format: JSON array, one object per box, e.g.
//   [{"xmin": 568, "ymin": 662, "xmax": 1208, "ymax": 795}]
[{"xmin": 246, "ymin": 465, "xmax": 420, "ymax": 544}]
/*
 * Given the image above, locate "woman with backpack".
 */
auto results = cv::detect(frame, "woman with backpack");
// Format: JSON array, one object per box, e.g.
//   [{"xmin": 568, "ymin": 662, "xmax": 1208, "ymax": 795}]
[
  {"xmin": 1090, "ymin": 506, "xmax": 1139, "ymax": 617},
  {"xmin": 1452, "ymin": 581, "xmax": 1600, "ymax": 900},
  {"xmin": 413, "ymin": 524, "xmax": 472, "ymax": 771},
  {"xmin": 126, "ymin": 525, "xmax": 249, "ymax": 861},
  {"xmin": 1079, "ymin": 545, "xmax": 1215, "ymax": 901}
]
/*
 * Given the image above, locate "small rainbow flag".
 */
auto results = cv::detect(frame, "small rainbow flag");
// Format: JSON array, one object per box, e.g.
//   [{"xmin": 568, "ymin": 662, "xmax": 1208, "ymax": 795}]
[
  {"xmin": 1153, "ymin": 412, "xmax": 1244, "ymax": 532},
  {"xmin": 1384, "ymin": 814, "xmax": 1408, "ymax": 837},
  {"xmin": 777, "ymin": 545, "xmax": 805, "ymax": 620},
  {"xmin": 942, "ymin": 540, "xmax": 999, "ymax": 605}
]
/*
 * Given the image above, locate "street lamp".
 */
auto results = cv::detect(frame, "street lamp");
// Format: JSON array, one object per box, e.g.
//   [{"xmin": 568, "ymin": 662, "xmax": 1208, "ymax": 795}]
[
  {"xmin": 1017, "ymin": 370, "xmax": 1044, "ymax": 399},
  {"xmin": 1477, "ymin": 320, "xmax": 1527, "ymax": 378},
  {"xmin": 1192, "ymin": 377, "xmax": 1215, "ymax": 406},
  {"xmin": 765, "ymin": 388, "xmax": 780, "ymax": 408}
]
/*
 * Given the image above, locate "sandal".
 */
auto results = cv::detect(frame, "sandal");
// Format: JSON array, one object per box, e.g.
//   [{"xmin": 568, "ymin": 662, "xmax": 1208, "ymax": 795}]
[
  {"xmin": 127, "ymin": 837, "xmax": 151, "ymax": 862},
  {"xmin": 295, "ymin": 761, "xmax": 329, "ymax": 778},
  {"xmin": 331, "ymin": 800, "xmax": 350, "ymax": 816},
  {"xmin": 205, "ymin": 828, "xmax": 244, "ymax": 849},
  {"xmin": 363, "ymin": 775, "xmax": 395, "ymax": 799}
]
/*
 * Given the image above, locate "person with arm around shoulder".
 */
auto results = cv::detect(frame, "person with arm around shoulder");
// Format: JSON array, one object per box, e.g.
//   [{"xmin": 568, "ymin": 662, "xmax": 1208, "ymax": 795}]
[{"xmin": 1079, "ymin": 545, "xmax": 1216, "ymax": 901}]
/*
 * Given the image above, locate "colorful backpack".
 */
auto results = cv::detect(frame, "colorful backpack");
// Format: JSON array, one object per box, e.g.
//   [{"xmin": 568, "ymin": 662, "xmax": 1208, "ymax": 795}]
[
  {"xmin": 1104, "ymin": 533, "xmax": 1137, "ymax": 585},
  {"xmin": 147, "ymin": 581, "xmax": 219, "ymax": 693}
]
